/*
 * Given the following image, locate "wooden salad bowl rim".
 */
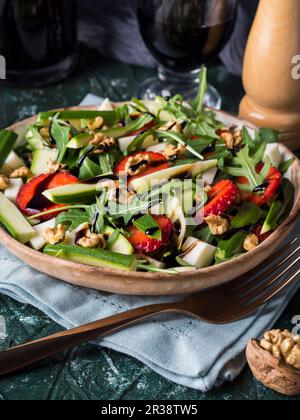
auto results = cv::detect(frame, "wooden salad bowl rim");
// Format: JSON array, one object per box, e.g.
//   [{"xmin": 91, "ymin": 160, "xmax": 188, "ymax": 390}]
[{"xmin": 0, "ymin": 104, "xmax": 299, "ymax": 296}]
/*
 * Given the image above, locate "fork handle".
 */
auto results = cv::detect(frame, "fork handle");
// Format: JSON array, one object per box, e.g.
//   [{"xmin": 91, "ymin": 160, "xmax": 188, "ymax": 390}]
[{"xmin": 0, "ymin": 301, "xmax": 182, "ymax": 377}]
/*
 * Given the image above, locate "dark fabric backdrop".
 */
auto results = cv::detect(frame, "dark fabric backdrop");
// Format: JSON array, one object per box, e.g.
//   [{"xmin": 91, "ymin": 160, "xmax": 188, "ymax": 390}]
[{"xmin": 77, "ymin": 0, "xmax": 259, "ymax": 76}]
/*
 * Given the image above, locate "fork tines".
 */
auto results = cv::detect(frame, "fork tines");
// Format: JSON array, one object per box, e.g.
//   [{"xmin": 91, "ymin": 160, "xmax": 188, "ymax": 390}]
[{"xmin": 228, "ymin": 238, "xmax": 300, "ymax": 312}]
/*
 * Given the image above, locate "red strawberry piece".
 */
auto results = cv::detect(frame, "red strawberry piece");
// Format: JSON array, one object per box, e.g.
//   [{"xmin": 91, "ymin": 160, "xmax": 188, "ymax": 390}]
[
  {"xmin": 127, "ymin": 215, "xmax": 174, "ymax": 254},
  {"xmin": 129, "ymin": 163, "xmax": 170, "ymax": 184},
  {"xmin": 202, "ymin": 179, "xmax": 239, "ymax": 218},
  {"xmin": 16, "ymin": 173, "xmax": 53, "ymax": 215},
  {"xmin": 237, "ymin": 165, "xmax": 282, "ymax": 207},
  {"xmin": 17, "ymin": 172, "xmax": 78, "ymax": 221},
  {"xmin": 114, "ymin": 151, "xmax": 169, "ymax": 184},
  {"xmin": 129, "ymin": 120, "xmax": 156, "ymax": 136},
  {"xmin": 114, "ymin": 151, "xmax": 167, "ymax": 175}
]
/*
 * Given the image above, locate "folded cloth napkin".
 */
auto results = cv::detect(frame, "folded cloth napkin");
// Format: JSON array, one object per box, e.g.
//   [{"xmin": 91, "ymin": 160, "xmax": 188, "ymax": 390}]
[{"xmin": 0, "ymin": 96, "xmax": 299, "ymax": 392}]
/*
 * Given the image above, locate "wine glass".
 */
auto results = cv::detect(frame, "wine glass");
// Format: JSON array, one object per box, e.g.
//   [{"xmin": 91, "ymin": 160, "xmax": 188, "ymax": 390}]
[{"xmin": 137, "ymin": 0, "xmax": 237, "ymax": 108}]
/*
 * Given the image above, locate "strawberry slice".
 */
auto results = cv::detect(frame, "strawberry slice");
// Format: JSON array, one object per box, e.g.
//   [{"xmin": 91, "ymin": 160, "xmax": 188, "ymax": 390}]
[
  {"xmin": 203, "ymin": 179, "xmax": 239, "ymax": 218},
  {"xmin": 17, "ymin": 172, "xmax": 78, "ymax": 221},
  {"xmin": 127, "ymin": 215, "xmax": 174, "ymax": 254},
  {"xmin": 114, "ymin": 151, "xmax": 169, "ymax": 184},
  {"xmin": 237, "ymin": 165, "xmax": 282, "ymax": 207},
  {"xmin": 115, "ymin": 151, "xmax": 167, "ymax": 175},
  {"xmin": 130, "ymin": 163, "xmax": 170, "ymax": 184},
  {"xmin": 129, "ymin": 120, "xmax": 156, "ymax": 136}
]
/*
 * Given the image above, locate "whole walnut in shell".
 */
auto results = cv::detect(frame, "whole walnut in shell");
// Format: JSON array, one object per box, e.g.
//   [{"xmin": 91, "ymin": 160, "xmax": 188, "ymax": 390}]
[{"xmin": 247, "ymin": 331, "xmax": 300, "ymax": 396}]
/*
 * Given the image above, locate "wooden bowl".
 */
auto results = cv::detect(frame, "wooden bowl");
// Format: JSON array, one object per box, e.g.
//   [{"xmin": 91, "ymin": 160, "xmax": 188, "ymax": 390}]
[{"xmin": 0, "ymin": 106, "xmax": 299, "ymax": 296}]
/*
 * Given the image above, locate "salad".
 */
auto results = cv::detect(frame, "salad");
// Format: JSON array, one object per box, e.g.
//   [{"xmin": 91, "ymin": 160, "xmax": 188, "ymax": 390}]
[{"xmin": 0, "ymin": 69, "xmax": 295, "ymax": 275}]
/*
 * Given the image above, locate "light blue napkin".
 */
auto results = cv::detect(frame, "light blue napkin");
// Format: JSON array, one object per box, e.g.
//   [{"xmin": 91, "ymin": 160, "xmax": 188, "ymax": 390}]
[{"xmin": 0, "ymin": 96, "xmax": 299, "ymax": 392}]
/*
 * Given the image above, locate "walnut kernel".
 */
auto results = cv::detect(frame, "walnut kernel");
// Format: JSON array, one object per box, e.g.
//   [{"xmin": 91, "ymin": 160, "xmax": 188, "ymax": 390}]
[
  {"xmin": 243, "ymin": 234, "xmax": 259, "ymax": 252},
  {"xmin": 0, "ymin": 175, "xmax": 10, "ymax": 190},
  {"xmin": 164, "ymin": 143, "xmax": 186, "ymax": 161},
  {"xmin": 218, "ymin": 126, "xmax": 243, "ymax": 150},
  {"xmin": 260, "ymin": 329, "xmax": 300, "ymax": 370},
  {"xmin": 205, "ymin": 215, "xmax": 229, "ymax": 236},
  {"xmin": 88, "ymin": 116, "xmax": 104, "ymax": 131},
  {"xmin": 40, "ymin": 127, "xmax": 50, "ymax": 138},
  {"xmin": 77, "ymin": 233, "xmax": 106, "ymax": 249},
  {"xmin": 43, "ymin": 224, "xmax": 66, "ymax": 245},
  {"xmin": 89, "ymin": 133, "xmax": 115, "ymax": 152},
  {"xmin": 47, "ymin": 160, "xmax": 63, "ymax": 174},
  {"xmin": 125, "ymin": 153, "xmax": 150, "ymax": 176},
  {"xmin": 10, "ymin": 166, "xmax": 31, "ymax": 179}
]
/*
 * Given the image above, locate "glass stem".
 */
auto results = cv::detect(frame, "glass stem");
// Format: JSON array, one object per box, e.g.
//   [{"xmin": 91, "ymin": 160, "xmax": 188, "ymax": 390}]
[{"xmin": 158, "ymin": 66, "xmax": 201, "ymax": 86}]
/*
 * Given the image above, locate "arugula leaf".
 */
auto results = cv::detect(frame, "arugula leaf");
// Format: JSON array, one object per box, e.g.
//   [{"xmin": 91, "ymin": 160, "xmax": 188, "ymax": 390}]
[
  {"xmin": 242, "ymin": 127, "xmax": 279, "ymax": 154},
  {"xmin": 242, "ymin": 127, "xmax": 255, "ymax": 151},
  {"xmin": 193, "ymin": 225, "xmax": 216, "ymax": 245},
  {"xmin": 224, "ymin": 145, "xmax": 266, "ymax": 190},
  {"xmin": 107, "ymin": 196, "xmax": 149, "ymax": 225},
  {"xmin": 231, "ymin": 202, "xmax": 265, "ymax": 229},
  {"xmin": 215, "ymin": 231, "xmax": 247, "ymax": 264},
  {"xmin": 133, "ymin": 215, "xmax": 161, "ymax": 240},
  {"xmin": 56, "ymin": 209, "xmax": 89, "ymax": 231},
  {"xmin": 131, "ymin": 98, "xmax": 150, "ymax": 113},
  {"xmin": 0, "ymin": 129, "xmax": 18, "ymax": 167},
  {"xmin": 155, "ymin": 130, "xmax": 204, "ymax": 160},
  {"xmin": 98, "ymin": 153, "xmax": 113, "ymax": 173},
  {"xmin": 106, "ymin": 230, "xmax": 121, "ymax": 248},
  {"xmin": 175, "ymin": 256, "xmax": 194, "ymax": 268},
  {"xmin": 279, "ymin": 158, "xmax": 295, "ymax": 174},
  {"xmin": 79, "ymin": 155, "xmax": 103, "ymax": 180},
  {"xmin": 194, "ymin": 121, "xmax": 220, "ymax": 140},
  {"xmin": 127, "ymin": 130, "xmax": 155, "ymax": 154},
  {"xmin": 190, "ymin": 67, "xmax": 207, "ymax": 113},
  {"xmin": 137, "ymin": 264, "xmax": 177, "ymax": 275},
  {"xmin": 86, "ymin": 192, "xmax": 108, "ymax": 234},
  {"xmin": 50, "ymin": 115, "xmax": 71, "ymax": 162},
  {"xmin": 160, "ymin": 94, "xmax": 195, "ymax": 121},
  {"xmin": 252, "ymin": 143, "xmax": 266, "ymax": 165},
  {"xmin": 115, "ymin": 104, "xmax": 130, "ymax": 121},
  {"xmin": 259, "ymin": 128, "xmax": 280, "ymax": 144},
  {"xmin": 262, "ymin": 178, "xmax": 295, "ymax": 233},
  {"xmin": 28, "ymin": 205, "xmax": 89, "ymax": 220}
]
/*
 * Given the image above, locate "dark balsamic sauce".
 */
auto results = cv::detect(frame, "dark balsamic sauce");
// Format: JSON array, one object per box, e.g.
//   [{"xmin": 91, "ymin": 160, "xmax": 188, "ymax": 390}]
[
  {"xmin": 253, "ymin": 182, "xmax": 269, "ymax": 194},
  {"xmin": 145, "ymin": 227, "xmax": 160, "ymax": 236}
]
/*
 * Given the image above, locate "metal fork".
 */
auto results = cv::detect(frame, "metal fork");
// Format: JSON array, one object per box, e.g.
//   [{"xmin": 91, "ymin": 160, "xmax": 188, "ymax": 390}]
[{"xmin": 0, "ymin": 239, "xmax": 299, "ymax": 377}]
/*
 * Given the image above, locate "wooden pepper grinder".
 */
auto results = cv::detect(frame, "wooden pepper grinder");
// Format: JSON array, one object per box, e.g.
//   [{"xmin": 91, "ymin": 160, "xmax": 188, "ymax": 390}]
[{"xmin": 239, "ymin": 0, "xmax": 300, "ymax": 150}]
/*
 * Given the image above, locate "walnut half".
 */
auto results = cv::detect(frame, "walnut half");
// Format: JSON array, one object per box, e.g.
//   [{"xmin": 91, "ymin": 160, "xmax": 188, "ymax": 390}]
[
  {"xmin": 10, "ymin": 166, "xmax": 31, "ymax": 179},
  {"xmin": 0, "ymin": 174, "xmax": 10, "ymax": 190},
  {"xmin": 246, "ymin": 336, "xmax": 300, "ymax": 396},
  {"xmin": 204, "ymin": 215, "xmax": 229, "ymax": 236}
]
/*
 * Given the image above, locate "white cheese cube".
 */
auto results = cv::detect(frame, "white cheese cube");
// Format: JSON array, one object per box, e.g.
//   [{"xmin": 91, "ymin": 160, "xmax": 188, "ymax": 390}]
[
  {"xmin": 63, "ymin": 222, "xmax": 90, "ymax": 245},
  {"xmin": 118, "ymin": 135, "xmax": 136, "ymax": 152},
  {"xmin": 4, "ymin": 178, "xmax": 23, "ymax": 204},
  {"xmin": 181, "ymin": 237, "xmax": 216, "ymax": 269},
  {"xmin": 28, "ymin": 219, "xmax": 56, "ymax": 251},
  {"xmin": 5, "ymin": 151, "xmax": 25, "ymax": 170},
  {"xmin": 99, "ymin": 98, "xmax": 114, "ymax": 111},
  {"xmin": 202, "ymin": 167, "xmax": 218, "ymax": 186},
  {"xmin": 263, "ymin": 144, "xmax": 282, "ymax": 168},
  {"xmin": 146, "ymin": 143, "xmax": 170, "ymax": 153}
]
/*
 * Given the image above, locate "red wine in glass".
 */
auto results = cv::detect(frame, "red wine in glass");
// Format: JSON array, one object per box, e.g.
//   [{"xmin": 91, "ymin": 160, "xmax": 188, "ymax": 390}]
[
  {"xmin": 0, "ymin": 0, "xmax": 77, "ymax": 87},
  {"xmin": 137, "ymin": 0, "xmax": 237, "ymax": 106}
]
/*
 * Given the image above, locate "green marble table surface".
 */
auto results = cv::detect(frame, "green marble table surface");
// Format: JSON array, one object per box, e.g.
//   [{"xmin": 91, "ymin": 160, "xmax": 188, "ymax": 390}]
[{"xmin": 0, "ymin": 57, "xmax": 299, "ymax": 400}]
